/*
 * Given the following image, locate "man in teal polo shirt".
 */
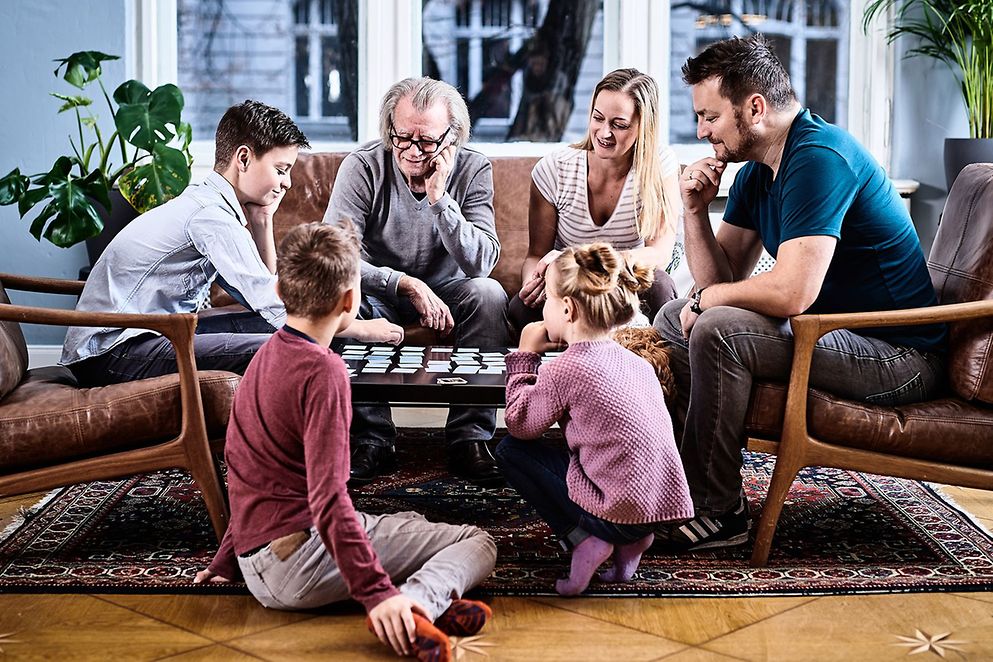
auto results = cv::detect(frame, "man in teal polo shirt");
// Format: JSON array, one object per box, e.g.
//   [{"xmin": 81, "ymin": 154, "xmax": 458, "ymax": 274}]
[{"xmin": 654, "ymin": 35, "xmax": 947, "ymax": 550}]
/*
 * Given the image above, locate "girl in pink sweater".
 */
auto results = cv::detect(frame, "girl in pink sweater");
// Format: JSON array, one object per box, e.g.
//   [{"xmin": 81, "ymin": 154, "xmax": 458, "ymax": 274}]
[{"xmin": 496, "ymin": 242, "xmax": 693, "ymax": 596}]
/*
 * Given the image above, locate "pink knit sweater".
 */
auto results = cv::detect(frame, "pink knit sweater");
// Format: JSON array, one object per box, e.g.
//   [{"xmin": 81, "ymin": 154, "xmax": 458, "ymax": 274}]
[{"xmin": 505, "ymin": 340, "xmax": 694, "ymax": 524}]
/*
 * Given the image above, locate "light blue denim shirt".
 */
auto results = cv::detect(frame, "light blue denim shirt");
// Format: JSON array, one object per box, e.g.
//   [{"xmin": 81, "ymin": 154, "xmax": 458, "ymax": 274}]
[{"xmin": 61, "ymin": 171, "xmax": 285, "ymax": 365}]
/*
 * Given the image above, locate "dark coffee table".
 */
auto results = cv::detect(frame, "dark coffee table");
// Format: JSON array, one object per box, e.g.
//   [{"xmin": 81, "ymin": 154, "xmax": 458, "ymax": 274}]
[{"xmin": 333, "ymin": 343, "xmax": 520, "ymax": 406}]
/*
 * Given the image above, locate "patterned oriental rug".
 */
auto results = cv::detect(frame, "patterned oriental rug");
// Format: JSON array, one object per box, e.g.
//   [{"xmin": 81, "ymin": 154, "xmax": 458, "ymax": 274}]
[{"xmin": 2, "ymin": 429, "xmax": 992, "ymax": 596}]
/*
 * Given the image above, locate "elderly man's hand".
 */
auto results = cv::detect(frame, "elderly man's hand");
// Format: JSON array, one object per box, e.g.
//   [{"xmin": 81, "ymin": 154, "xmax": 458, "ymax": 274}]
[
  {"xmin": 425, "ymin": 144, "xmax": 456, "ymax": 205},
  {"xmin": 399, "ymin": 275, "xmax": 454, "ymax": 334}
]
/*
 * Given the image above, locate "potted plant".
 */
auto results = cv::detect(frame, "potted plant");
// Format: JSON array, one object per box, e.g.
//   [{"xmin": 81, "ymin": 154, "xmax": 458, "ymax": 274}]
[
  {"xmin": 0, "ymin": 51, "xmax": 193, "ymax": 255},
  {"xmin": 863, "ymin": 1, "xmax": 993, "ymax": 187}
]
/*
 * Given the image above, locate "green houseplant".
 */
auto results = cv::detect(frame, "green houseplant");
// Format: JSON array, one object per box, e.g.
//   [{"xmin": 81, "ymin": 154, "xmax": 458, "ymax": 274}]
[
  {"xmin": 863, "ymin": 1, "xmax": 993, "ymax": 185},
  {"xmin": 0, "ymin": 51, "xmax": 193, "ymax": 248}
]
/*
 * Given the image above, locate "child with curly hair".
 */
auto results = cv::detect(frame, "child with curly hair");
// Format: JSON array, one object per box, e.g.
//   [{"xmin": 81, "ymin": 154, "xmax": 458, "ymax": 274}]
[{"xmin": 495, "ymin": 242, "xmax": 692, "ymax": 596}]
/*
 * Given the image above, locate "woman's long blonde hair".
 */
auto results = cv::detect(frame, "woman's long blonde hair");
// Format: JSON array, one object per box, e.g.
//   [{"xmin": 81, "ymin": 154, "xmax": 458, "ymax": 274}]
[
  {"xmin": 572, "ymin": 68, "xmax": 674, "ymax": 242},
  {"xmin": 551, "ymin": 242, "xmax": 654, "ymax": 331}
]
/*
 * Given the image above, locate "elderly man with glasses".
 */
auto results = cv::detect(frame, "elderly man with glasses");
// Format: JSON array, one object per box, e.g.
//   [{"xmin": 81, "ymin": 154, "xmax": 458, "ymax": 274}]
[{"xmin": 324, "ymin": 76, "xmax": 509, "ymax": 487}]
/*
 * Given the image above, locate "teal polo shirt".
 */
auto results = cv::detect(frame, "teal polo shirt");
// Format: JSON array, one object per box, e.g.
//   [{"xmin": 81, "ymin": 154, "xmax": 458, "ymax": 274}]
[{"xmin": 724, "ymin": 109, "xmax": 946, "ymax": 354}]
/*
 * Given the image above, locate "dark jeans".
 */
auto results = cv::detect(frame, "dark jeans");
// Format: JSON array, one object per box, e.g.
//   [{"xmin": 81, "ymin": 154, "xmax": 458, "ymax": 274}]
[
  {"xmin": 508, "ymin": 267, "xmax": 677, "ymax": 336},
  {"xmin": 653, "ymin": 299, "xmax": 946, "ymax": 516},
  {"xmin": 494, "ymin": 435, "xmax": 655, "ymax": 549},
  {"xmin": 70, "ymin": 311, "xmax": 276, "ymax": 386},
  {"xmin": 348, "ymin": 277, "xmax": 510, "ymax": 450}
]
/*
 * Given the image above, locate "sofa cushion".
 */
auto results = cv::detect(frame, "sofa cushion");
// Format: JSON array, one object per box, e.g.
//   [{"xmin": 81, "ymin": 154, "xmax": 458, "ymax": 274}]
[
  {"xmin": 928, "ymin": 163, "xmax": 993, "ymax": 404},
  {"xmin": 491, "ymin": 156, "xmax": 540, "ymax": 297},
  {"xmin": 0, "ymin": 367, "xmax": 239, "ymax": 473},
  {"xmin": 274, "ymin": 151, "xmax": 346, "ymax": 248},
  {"xmin": 0, "ymin": 285, "xmax": 29, "ymax": 401},
  {"xmin": 745, "ymin": 381, "xmax": 993, "ymax": 469}
]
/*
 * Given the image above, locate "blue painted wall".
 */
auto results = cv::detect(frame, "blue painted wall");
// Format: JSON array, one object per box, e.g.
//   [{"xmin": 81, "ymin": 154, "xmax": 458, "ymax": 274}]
[
  {"xmin": 890, "ymin": 41, "xmax": 970, "ymax": 255},
  {"xmin": 0, "ymin": 1, "xmax": 126, "ymax": 345}
]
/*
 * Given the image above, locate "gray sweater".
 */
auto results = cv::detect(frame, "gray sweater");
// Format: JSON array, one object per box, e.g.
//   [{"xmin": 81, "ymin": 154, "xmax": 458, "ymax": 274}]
[{"xmin": 322, "ymin": 141, "xmax": 500, "ymax": 303}]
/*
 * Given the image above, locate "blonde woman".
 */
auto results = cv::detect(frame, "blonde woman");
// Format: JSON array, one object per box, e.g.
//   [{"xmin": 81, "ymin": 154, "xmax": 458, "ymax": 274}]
[{"xmin": 509, "ymin": 68, "xmax": 682, "ymax": 332}]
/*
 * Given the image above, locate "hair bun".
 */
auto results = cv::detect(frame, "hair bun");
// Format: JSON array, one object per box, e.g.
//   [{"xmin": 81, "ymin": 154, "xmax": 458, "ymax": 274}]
[
  {"xmin": 618, "ymin": 258, "xmax": 655, "ymax": 294},
  {"xmin": 573, "ymin": 243, "xmax": 620, "ymax": 295}
]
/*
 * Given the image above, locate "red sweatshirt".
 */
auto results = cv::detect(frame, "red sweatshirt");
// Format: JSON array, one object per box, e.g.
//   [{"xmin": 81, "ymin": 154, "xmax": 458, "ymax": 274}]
[{"xmin": 207, "ymin": 327, "xmax": 399, "ymax": 611}]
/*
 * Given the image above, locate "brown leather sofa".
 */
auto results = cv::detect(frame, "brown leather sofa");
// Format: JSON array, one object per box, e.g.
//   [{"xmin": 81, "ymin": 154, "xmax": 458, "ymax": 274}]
[
  {"xmin": 0, "ymin": 274, "xmax": 239, "ymax": 541},
  {"xmin": 743, "ymin": 163, "xmax": 993, "ymax": 566},
  {"xmin": 271, "ymin": 151, "xmax": 539, "ymax": 342}
]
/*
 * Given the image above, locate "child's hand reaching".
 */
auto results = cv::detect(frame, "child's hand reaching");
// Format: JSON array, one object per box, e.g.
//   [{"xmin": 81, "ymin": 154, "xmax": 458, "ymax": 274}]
[
  {"xmin": 367, "ymin": 594, "xmax": 427, "ymax": 656},
  {"xmin": 519, "ymin": 321, "xmax": 561, "ymax": 354},
  {"xmin": 193, "ymin": 568, "xmax": 231, "ymax": 584}
]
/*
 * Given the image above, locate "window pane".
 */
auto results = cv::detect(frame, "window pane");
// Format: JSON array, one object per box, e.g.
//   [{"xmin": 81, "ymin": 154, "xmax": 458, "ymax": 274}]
[
  {"xmin": 422, "ymin": 0, "xmax": 605, "ymax": 142},
  {"xmin": 178, "ymin": 0, "xmax": 358, "ymax": 142},
  {"xmin": 668, "ymin": 1, "xmax": 849, "ymax": 144}
]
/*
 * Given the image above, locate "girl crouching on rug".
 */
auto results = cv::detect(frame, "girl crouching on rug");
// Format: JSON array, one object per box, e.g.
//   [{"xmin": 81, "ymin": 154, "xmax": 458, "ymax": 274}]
[{"xmin": 495, "ymin": 242, "xmax": 693, "ymax": 596}]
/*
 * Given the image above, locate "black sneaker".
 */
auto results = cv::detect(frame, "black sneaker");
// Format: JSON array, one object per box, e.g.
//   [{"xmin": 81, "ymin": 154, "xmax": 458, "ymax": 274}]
[{"xmin": 657, "ymin": 495, "xmax": 750, "ymax": 551}]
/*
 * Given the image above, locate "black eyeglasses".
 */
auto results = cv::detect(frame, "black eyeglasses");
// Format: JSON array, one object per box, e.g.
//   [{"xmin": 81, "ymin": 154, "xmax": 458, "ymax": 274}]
[{"xmin": 389, "ymin": 123, "xmax": 452, "ymax": 154}]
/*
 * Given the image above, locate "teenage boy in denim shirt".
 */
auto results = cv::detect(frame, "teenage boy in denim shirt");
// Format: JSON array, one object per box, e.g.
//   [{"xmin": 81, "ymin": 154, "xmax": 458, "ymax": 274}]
[{"xmin": 62, "ymin": 100, "xmax": 402, "ymax": 385}]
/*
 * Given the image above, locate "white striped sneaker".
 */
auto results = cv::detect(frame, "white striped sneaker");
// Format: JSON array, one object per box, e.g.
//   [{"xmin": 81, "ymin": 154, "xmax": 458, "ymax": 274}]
[{"xmin": 659, "ymin": 496, "xmax": 751, "ymax": 551}]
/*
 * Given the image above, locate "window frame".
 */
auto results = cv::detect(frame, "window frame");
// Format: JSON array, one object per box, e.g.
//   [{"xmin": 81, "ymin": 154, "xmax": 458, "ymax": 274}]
[{"xmin": 137, "ymin": 0, "xmax": 892, "ymax": 178}]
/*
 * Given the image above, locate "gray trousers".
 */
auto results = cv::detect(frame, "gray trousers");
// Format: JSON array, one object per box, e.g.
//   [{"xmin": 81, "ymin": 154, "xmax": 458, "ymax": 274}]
[
  {"xmin": 351, "ymin": 277, "xmax": 511, "ymax": 448},
  {"xmin": 238, "ymin": 511, "xmax": 497, "ymax": 620},
  {"xmin": 654, "ymin": 299, "xmax": 945, "ymax": 516},
  {"xmin": 69, "ymin": 311, "xmax": 276, "ymax": 386}
]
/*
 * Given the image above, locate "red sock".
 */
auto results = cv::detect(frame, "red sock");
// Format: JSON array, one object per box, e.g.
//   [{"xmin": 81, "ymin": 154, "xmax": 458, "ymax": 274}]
[
  {"xmin": 365, "ymin": 613, "xmax": 452, "ymax": 662},
  {"xmin": 434, "ymin": 598, "xmax": 493, "ymax": 636}
]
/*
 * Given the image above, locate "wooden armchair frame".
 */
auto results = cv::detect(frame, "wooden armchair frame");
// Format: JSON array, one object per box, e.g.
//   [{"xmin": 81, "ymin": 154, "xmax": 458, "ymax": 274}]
[
  {"xmin": 0, "ymin": 273, "xmax": 230, "ymax": 541},
  {"xmin": 748, "ymin": 299, "xmax": 993, "ymax": 566}
]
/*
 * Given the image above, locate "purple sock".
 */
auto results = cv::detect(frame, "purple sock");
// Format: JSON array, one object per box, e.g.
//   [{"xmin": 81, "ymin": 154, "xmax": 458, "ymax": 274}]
[
  {"xmin": 599, "ymin": 533, "xmax": 655, "ymax": 583},
  {"xmin": 555, "ymin": 536, "xmax": 614, "ymax": 596}
]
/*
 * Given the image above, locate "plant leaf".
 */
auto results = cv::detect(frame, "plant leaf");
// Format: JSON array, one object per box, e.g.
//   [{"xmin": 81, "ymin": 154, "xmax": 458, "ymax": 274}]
[
  {"xmin": 51, "ymin": 93, "xmax": 93, "ymax": 113},
  {"xmin": 17, "ymin": 186, "xmax": 51, "ymax": 218},
  {"xmin": 118, "ymin": 144, "xmax": 191, "ymax": 213},
  {"xmin": 53, "ymin": 51, "xmax": 119, "ymax": 90},
  {"xmin": 0, "ymin": 168, "xmax": 30, "ymax": 206},
  {"xmin": 114, "ymin": 82, "xmax": 184, "ymax": 151},
  {"xmin": 35, "ymin": 169, "xmax": 109, "ymax": 247}
]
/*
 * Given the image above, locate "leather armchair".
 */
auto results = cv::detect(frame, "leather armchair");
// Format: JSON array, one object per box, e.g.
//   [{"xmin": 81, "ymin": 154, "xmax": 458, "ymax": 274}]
[
  {"xmin": 0, "ymin": 273, "xmax": 240, "ymax": 541},
  {"xmin": 744, "ymin": 163, "xmax": 993, "ymax": 566}
]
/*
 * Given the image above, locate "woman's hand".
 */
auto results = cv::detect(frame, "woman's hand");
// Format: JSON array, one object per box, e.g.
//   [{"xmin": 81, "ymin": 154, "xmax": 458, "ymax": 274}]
[
  {"xmin": 367, "ymin": 594, "xmax": 428, "ymax": 656},
  {"xmin": 518, "ymin": 274, "xmax": 545, "ymax": 308},
  {"xmin": 519, "ymin": 249, "xmax": 561, "ymax": 308}
]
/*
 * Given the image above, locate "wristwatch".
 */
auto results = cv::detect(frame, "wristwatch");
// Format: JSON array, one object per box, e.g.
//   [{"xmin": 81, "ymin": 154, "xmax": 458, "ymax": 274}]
[{"xmin": 690, "ymin": 287, "xmax": 706, "ymax": 315}]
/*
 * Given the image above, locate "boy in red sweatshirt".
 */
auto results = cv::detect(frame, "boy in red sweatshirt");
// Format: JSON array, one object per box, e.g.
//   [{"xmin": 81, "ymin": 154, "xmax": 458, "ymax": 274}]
[{"xmin": 196, "ymin": 222, "xmax": 495, "ymax": 660}]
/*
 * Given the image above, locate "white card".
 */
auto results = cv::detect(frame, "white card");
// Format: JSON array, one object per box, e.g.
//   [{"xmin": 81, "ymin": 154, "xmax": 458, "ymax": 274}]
[
  {"xmin": 391, "ymin": 367, "xmax": 416, "ymax": 374},
  {"xmin": 453, "ymin": 366, "xmax": 479, "ymax": 374}
]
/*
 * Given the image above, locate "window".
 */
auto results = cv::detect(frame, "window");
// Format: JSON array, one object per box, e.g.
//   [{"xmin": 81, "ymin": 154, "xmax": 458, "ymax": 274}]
[
  {"xmin": 159, "ymin": 0, "xmax": 888, "ymax": 168},
  {"xmin": 422, "ymin": 0, "xmax": 605, "ymax": 142},
  {"xmin": 177, "ymin": 0, "xmax": 357, "ymax": 142},
  {"xmin": 669, "ymin": 1, "xmax": 850, "ymax": 145}
]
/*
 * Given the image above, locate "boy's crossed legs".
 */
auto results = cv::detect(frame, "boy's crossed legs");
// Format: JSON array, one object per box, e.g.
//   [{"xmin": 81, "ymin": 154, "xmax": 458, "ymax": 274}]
[{"xmin": 238, "ymin": 510, "xmax": 496, "ymax": 624}]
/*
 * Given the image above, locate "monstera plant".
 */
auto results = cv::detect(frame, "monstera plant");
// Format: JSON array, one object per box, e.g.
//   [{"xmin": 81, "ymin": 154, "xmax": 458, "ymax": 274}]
[{"xmin": 0, "ymin": 51, "xmax": 193, "ymax": 248}]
